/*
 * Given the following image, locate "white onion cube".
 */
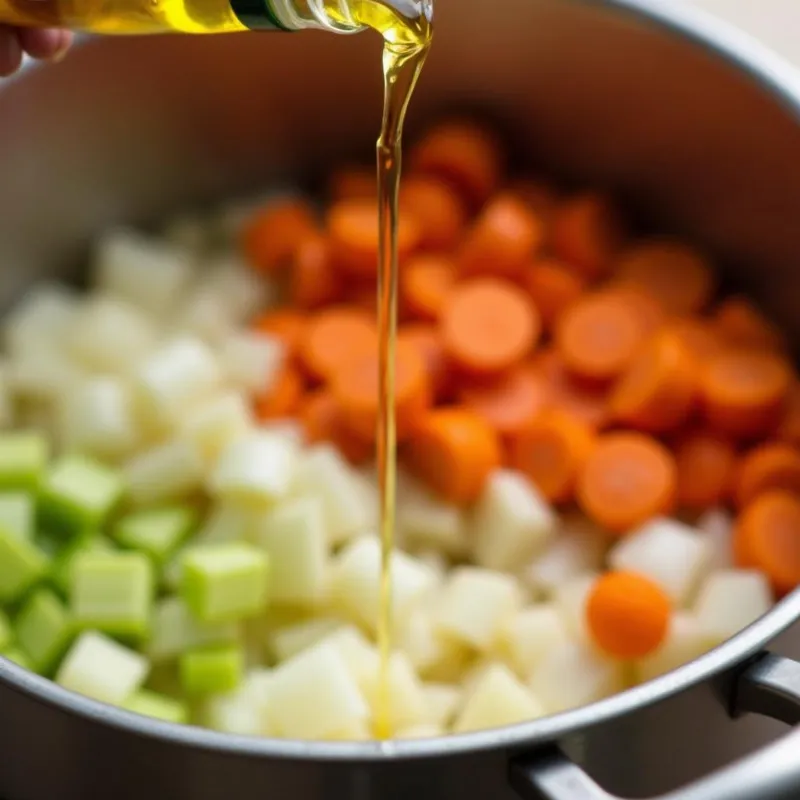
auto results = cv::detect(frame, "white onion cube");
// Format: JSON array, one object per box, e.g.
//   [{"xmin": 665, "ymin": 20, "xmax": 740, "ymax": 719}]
[
  {"xmin": 220, "ymin": 332, "xmax": 285, "ymax": 393},
  {"xmin": 424, "ymin": 683, "xmax": 462, "ymax": 728},
  {"xmin": 696, "ymin": 508, "xmax": 735, "ymax": 571},
  {"xmin": 125, "ymin": 439, "xmax": 205, "ymax": 505},
  {"xmin": 553, "ymin": 572, "xmax": 598, "ymax": 644},
  {"xmin": 180, "ymin": 391, "xmax": 253, "ymax": 464},
  {"xmin": 636, "ymin": 612, "xmax": 709, "ymax": 682},
  {"xmin": 269, "ymin": 617, "xmax": 344, "ymax": 663},
  {"xmin": 362, "ymin": 652, "xmax": 428, "ymax": 734},
  {"xmin": 4, "ymin": 282, "xmax": 78, "ymax": 355},
  {"xmin": 497, "ymin": 605, "xmax": 571, "ymax": 678}
]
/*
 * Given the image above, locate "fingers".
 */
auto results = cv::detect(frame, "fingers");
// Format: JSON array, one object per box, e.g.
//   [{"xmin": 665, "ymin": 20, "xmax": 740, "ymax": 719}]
[{"xmin": 0, "ymin": 26, "xmax": 72, "ymax": 78}]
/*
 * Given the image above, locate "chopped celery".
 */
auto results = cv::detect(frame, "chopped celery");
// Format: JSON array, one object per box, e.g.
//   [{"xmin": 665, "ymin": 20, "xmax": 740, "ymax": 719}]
[
  {"xmin": 113, "ymin": 506, "xmax": 197, "ymax": 567},
  {"xmin": 71, "ymin": 551, "xmax": 153, "ymax": 639},
  {"xmin": 0, "ymin": 492, "xmax": 34, "ymax": 540},
  {"xmin": 0, "ymin": 432, "xmax": 49, "ymax": 491},
  {"xmin": 179, "ymin": 645, "xmax": 242, "ymax": 694},
  {"xmin": 51, "ymin": 532, "xmax": 115, "ymax": 596},
  {"xmin": 123, "ymin": 689, "xmax": 188, "ymax": 724},
  {"xmin": 39, "ymin": 455, "xmax": 123, "ymax": 534},
  {"xmin": 147, "ymin": 596, "xmax": 239, "ymax": 662},
  {"xmin": 0, "ymin": 527, "xmax": 49, "ymax": 603},
  {"xmin": 2, "ymin": 646, "xmax": 33, "ymax": 671},
  {"xmin": 56, "ymin": 631, "xmax": 149, "ymax": 705},
  {"xmin": 181, "ymin": 543, "xmax": 269, "ymax": 624},
  {"xmin": 0, "ymin": 609, "xmax": 11, "ymax": 650},
  {"xmin": 15, "ymin": 589, "xmax": 74, "ymax": 675}
]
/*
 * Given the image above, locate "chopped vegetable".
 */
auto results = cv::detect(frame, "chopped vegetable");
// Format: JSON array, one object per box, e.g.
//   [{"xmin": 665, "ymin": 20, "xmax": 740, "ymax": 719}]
[
  {"xmin": 113, "ymin": 507, "xmax": 197, "ymax": 567},
  {"xmin": 15, "ymin": 589, "xmax": 74, "ymax": 675},
  {"xmin": 0, "ymin": 431, "xmax": 49, "ymax": 491},
  {"xmin": 180, "ymin": 645, "xmax": 243, "ymax": 694},
  {"xmin": 123, "ymin": 689, "xmax": 188, "ymax": 724},
  {"xmin": 0, "ymin": 528, "xmax": 49, "ymax": 603}
]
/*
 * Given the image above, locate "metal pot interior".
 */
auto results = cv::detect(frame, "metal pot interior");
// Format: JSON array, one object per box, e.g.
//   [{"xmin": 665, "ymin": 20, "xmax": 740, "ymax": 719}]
[{"xmin": 1, "ymin": 0, "xmax": 800, "ymax": 760}]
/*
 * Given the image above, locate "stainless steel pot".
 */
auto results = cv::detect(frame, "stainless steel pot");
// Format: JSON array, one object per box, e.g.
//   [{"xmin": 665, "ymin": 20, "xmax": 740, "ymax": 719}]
[{"xmin": 2, "ymin": 1, "xmax": 800, "ymax": 798}]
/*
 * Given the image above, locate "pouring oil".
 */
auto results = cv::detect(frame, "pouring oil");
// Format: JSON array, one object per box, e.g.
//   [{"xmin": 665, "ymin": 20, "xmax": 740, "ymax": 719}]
[{"xmin": 0, "ymin": 0, "xmax": 433, "ymax": 741}]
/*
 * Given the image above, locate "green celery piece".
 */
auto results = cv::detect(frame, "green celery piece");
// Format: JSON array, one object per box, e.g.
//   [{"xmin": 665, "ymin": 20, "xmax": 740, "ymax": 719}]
[
  {"xmin": 15, "ymin": 588, "xmax": 74, "ymax": 675},
  {"xmin": 51, "ymin": 532, "xmax": 114, "ymax": 596},
  {"xmin": 113, "ymin": 506, "xmax": 197, "ymax": 567},
  {"xmin": 70, "ymin": 551, "xmax": 153, "ymax": 640},
  {"xmin": 179, "ymin": 645, "xmax": 242, "ymax": 694},
  {"xmin": 0, "ymin": 432, "xmax": 49, "ymax": 491},
  {"xmin": 181, "ymin": 543, "xmax": 269, "ymax": 624},
  {"xmin": 0, "ymin": 492, "xmax": 34, "ymax": 540},
  {"xmin": 39, "ymin": 455, "xmax": 123, "ymax": 535},
  {"xmin": 123, "ymin": 690, "xmax": 188, "ymax": 724},
  {"xmin": 1, "ymin": 646, "xmax": 33, "ymax": 671},
  {"xmin": 0, "ymin": 526, "xmax": 49, "ymax": 603},
  {"xmin": 0, "ymin": 609, "xmax": 11, "ymax": 650}
]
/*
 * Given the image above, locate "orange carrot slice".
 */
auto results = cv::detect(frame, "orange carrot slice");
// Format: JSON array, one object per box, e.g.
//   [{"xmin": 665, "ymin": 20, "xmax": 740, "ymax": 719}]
[
  {"xmin": 442, "ymin": 278, "xmax": 540, "ymax": 377},
  {"xmin": 700, "ymin": 351, "xmax": 792, "ymax": 440},
  {"xmin": 401, "ymin": 255, "xmax": 456, "ymax": 322},
  {"xmin": 299, "ymin": 390, "xmax": 374, "ymax": 465},
  {"xmin": 289, "ymin": 234, "xmax": 342, "ymax": 310},
  {"xmin": 509, "ymin": 410, "xmax": 595, "ymax": 503},
  {"xmin": 400, "ymin": 175, "xmax": 467, "ymax": 252},
  {"xmin": 507, "ymin": 179, "xmax": 560, "ymax": 222},
  {"xmin": 398, "ymin": 323, "xmax": 451, "ymax": 402},
  {"xmin": 733, "ymin": 443, "xmax": 800, "ymax": 508},
  {"xmin": 242, "ymin": 198, "xmax": 317, "ymax": 275},
  {"xmin": 524, "ymin": 260, "xmax": 585, "ymax": 332},
  {"xmin": 577, "ymin": 432, "xmax": 677, "ymax": 533},
  {"xmin": 713, "ymin": 296, "xmax": 786, "ymax": 353},
  {"xmin": 328, "ymin": 166, "xmax": 376, "ymax": 202},
  {"xmin": 777, "ymin": 382, "xmax": 800, "ymax": 448},
  {"xmin": 253, "ymin": 363, "xmax": 304, "ymax": 421},
  {"xmin": 615, "ymin": 239, "xmax": 715, "ymax": 315},
  {"xmin": 405, "ymin": 407, "xmax": 502, "ymax": 503},
  {"xmin": 734, "ymin": 490, "xmax": 800, "ymax": 595},
  {"xmin": 586, "ymin": 571, "xmax": 672, "ymax": 659},
  {"xmin": 666, "ymin": 317, "xmax": 725, "ymax": 365},
  {"xmin": 252, "ymin": 310, "xmax": 308, "ymax": 360},
  {"xmin": 673, "ymin": 430, "xmax": 737, "ymax": 510}
]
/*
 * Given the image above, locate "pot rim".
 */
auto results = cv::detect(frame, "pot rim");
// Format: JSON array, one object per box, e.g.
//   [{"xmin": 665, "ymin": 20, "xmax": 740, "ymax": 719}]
[{"xmin": 4, "ymin": 0, "xmax": 800, "ymax": 764}]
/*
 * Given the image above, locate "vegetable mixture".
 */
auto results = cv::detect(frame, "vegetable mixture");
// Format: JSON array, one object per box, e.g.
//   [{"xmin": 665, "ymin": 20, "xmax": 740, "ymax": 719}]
[{"xmin": 0, "ymin": 117, "xmax": 795, "ymax": 740}]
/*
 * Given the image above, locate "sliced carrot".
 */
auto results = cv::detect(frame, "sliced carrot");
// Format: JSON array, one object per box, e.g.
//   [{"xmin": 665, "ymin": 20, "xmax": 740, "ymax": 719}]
[
  {"xmin": 524, "ymin": 259, "xmax": 585, "ymax": 332},
  {"xmin": 299, "ymin": 390, "xmax": 374, "ymax": 465},
  {"xmin": 299, "ymin": 306, "xmax": 378, "ymax": 383},
  {"xmin": 665, "ymin": 317, "xmax": 724, "ymax": 365},
  {"xmin": 347, "ymin": 284, "xmax": 378, "ymax": 318},
  {"xmin": 409, "ymin": 119, "xmax": 503, "ymax": 210},
  {"xmin": 700, "ymin": 351, "xmax": 792, "ymax": 440},
  {"xmin": 460, "ymin": 366, "xmax": 549, "ymax": 438},
  {"xmin": 397, "ymin": 323, "xmax": 451, "ymax": 402},
  {"xmin": 441, "ymin": 278, "xmax": 540, "ymax": 377},
  {"xmin": 253, "ymin": 363, "xmax": 304, "ymax": 421},
  {"xmin": 734, "ymin": 490, "xmax": 800, "ymax": 595},
  {"xmin": 555, "ymin": 290, "xmax": 646, "ymax": 384},
  {"xmin": 507, "ymin": 179, "xmax": 560, "ymax": 222},
  {"xmin": 401, "ymin": 255, "xmax": 456, "ymax": 322},
  {"xmin": 241, "ymin": 198, "xmax": 317, "ymax": 275},
  {"xmin": 577, "ymin": 432, "xmax": 677, "ymax": 533},
  {"xmin": 328, "ymin": 166, "xmax": 376, "ymax": 202},
  {"xmin": 289, "ymin": 234, "xmax": 342, "ymax": 310},
  {"xmin": 607, "ymin": 282, "xmax": 666, "ymax": 337},
  {"xmin": 252, "ymin": 310, "xmax": 308, "ymax": 359},
  {"xmin": 610, "ymin": 331, "xmax": 699, "ymax": 434},
  {"xmin": 550, "ymin": 193, "xmax": 624, "ymax": 282},
  {"xmin": 535, "ymin": 349, "xmax": 610, "ymax": 430},
  {"xmin": 399, "ymin": 175, "xmax": 467, "ymax": 252},
  {"xmin": 586, "ymin": 571, "xmax": 672, "ymax": 660},
  {"xmin": 733, "ymin": 443, "xmax": 800, "ymax": 508},
  {"xmin": 509, "ymin": 409, "xmax": 595, "ymax": 503},
  {"xmin": 614, "ymin": 240, "xmax": 715, "ymax": 315},
  {"xmin": 405, "ymin": 407, "xmax": 502, "ymax": 503},
  {"xmin": 712, "ymin": 296, "xmax": 786, "ymax": 353},
  {"xmin": 777, "ymin": 382, "xmax": 800, "ymax": 448},
  {"xmin": 458, "ymin": 194, "xmax": 543, "ymax": 280},
  {"xmin": 332, "ymin": 339, "xmax": 431, "ymax": 444},
  {"xmin": 673, "ymin": 430, "xmax": 737, "ymax": 510},
  {"xmin": 327, "ymin": 198, "xmax": 420, "ymax": 278}
]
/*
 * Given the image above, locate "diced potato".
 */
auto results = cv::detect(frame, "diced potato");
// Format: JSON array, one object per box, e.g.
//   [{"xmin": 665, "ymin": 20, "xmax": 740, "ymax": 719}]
[
  {"xmin": 693, "ymin": 569, "xmax": 773, "ymax": 648},
  {"xmin": 67, "ymin": 295, "xmax": 158, "ymax": 375},
  {"xmin": 325, "ymin": 719, "xmax": 373, "ymax": 741},
  {"xmin": 399, "ymin": 608, "xmax": 473, "ymax": 682},
  {"xmin": 204, "ymin": 668, "xmax": 275, "ymax": 736},
  {"xmin": 330, "ymin": 536, "xmax": 439, "ymax": 633},
  {"xmin": 211, "ymin": 431, "xmax": 298, "ymax": 507},
  {"xmin": 254, "ymin": 496, "xmax": 327, "ymax": 605},
  {"xmin": 177, "ymin": 285, "xmax": 238, "ymax": 346},
  {"xmin": 553, "ymin": 572, "xmax": 598, "ymax": 644},
  {"xmin": 193, "ymin": 501, "xmax": 260, "ymax": 545},
  {"xmin": 696, "ymin": 508, "xmax": 734, "ymax": 571},
  {"xmin": 7, "ymin": 344, "xmax": 84, "ymax": 403},
  {"xmin": 93, "ymin": 229, "xmax": 194, "ymax": 318},
  {"xmin": 362, "ymin": 652, "xmax": 428, "ymax": 734},
  {"xmin": 125, "ymin": 439, "xmax": 205, "ymax": 505},
  {"xmin": 434, "ymin": 567, "xmax": 523, "ymax": 652},
  {"xmin": 636, "ymin": 612, "xmax": 710, "ymax": 682},
  {"xmin": 267, "ymin": 642, "xmax": 369, "ymax": 739},
  {"xmin": 396, "ymin": 723, "xmax": 444, "ymax": 739},
  {"xmin": 453, "ymin": 663, "xmax": 543, "ymax": 733},
  {"xmin": 3, "ymin": 282, "xmax": 78, "ymax": 356},
  {"xmin": 292, "ymin": 445, "xmax": 373, "ymax": 545},
  {"xmin": 470, "ymin": 470, "xmax": 556, "ymax": 572},
  {"xmin": 522, "ymin": 514, "xmax": 607, "ymax": 597},
  {"xmin": 180, "ymin": 391, "xmax": 254, "ymax": 464},
  {"xmin": 323, "ymin": 626, "xmax": 380, "ymax": 692},
  {"xmin": 219, "ymin": 332, "xmax": 285, "ymax": 393},
  {"xmin": 529, "ymin": 642, "xmax": 626, "ymax": 714},
  {"xmin": 269, "ymin": 617, "xmax": 344, "ymax": 663},
  {"xmin": 608, "ymin": 518, "xmax": 711, "ymax": 606},
  {"xmin": 201, "ymin": 255, "xmax": 274, "ymax": 324},
  {"xmin": 496, "ymin": 605, "xmax": 571, "ymax": 678},
  {"xmin": 58, "ymin": 377, "xmax": 139, "ymax": 461}
]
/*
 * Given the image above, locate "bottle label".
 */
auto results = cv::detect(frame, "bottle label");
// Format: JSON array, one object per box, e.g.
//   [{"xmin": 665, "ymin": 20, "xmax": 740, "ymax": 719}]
[{"xmin": 230, "ymin": 0, "xmax": 291, "ymax": 29}]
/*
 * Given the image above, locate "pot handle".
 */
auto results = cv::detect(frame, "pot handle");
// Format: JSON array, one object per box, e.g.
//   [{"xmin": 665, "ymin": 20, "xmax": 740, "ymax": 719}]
[{"xmin": 509, "ymin": 652, "xmax": 800, "ymax": 800}]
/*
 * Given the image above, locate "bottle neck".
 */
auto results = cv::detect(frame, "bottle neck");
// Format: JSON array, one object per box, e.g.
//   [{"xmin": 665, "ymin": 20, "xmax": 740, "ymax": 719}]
[{"xmin": 231, "ymin": 0, "xmax": 365, "ymax": 32}]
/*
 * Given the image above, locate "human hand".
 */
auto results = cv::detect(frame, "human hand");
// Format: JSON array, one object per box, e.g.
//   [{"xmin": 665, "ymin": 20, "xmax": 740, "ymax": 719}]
[{"xmin": 0, "ymin": 26, "xmax": 73, "ymax": 77}]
